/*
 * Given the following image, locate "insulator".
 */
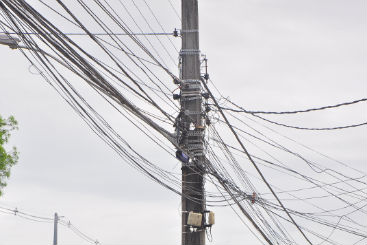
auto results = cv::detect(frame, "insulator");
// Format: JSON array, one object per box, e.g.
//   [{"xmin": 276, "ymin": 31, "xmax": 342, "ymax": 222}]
[
  {"xmin": 173, "ymin": 28, "xmax": 179, "ymax": 37},
  {"xmin": 173, "ymin": 78, "xmax": 180, "ymax": 84},
  {"xmin": 202, "ymin": 93, "xmax": 210, "ymax": 99}
]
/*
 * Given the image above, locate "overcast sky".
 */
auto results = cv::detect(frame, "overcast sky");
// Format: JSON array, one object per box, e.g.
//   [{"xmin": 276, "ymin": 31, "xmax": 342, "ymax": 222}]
[{"xmin": 0, "ymin": 0, "xmax": 366, "ymax": 244}]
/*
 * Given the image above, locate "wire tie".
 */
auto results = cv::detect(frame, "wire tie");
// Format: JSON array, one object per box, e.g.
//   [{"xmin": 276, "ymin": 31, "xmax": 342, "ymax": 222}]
[
  {"xmin": 182, "ymin": 79, "xmax": 201, "ymax": 83},
  {"xmin": 181, "ymin": 29, "xmax": 199, "ymax": 33}
]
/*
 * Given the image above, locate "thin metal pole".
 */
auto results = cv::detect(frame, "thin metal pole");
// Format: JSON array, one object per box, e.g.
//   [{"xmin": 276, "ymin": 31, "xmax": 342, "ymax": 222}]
[{"xmin": 53, "ymin": 212, "xmax": 58, "ymax": 245}]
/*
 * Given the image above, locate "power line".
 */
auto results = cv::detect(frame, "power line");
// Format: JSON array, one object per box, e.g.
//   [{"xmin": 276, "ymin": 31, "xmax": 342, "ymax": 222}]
[
  {"xmin": 201, "ymin": 78, "xmax": 314, "ymax": 245},
  {"xmin": 0, "ymin": 205, "xmax": 100, "ymax": 244},
  {"xmin": 167, "ymin": 0, "xmax": 181, "ymax": 21},
  {"xmin": 1, "ymin": 1, "xmax": 366, "ymax": 244},
  {"xmin": 0, "ymin": 31, "xmax": 175, "ymax": 36},
  {"xmin": 249, "ymin": 114, "xmax": 367, "ymax": 131},
  {"xmin": 216, "ymin": 98, "xmax": 367, "ymax": 130},
  {"xmin": 223, "ymin": 98, "xmax": 367, "ymax": 115},
  {"xmin": 130, "ymin": 0, "xmax": 177, "ymax": 65}
]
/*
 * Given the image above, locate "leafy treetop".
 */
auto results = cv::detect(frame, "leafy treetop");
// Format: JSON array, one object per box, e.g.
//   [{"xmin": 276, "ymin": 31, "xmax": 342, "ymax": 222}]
[{"xmin": 0, "ymin": 115, "xmax": 18, "ymax": 196}]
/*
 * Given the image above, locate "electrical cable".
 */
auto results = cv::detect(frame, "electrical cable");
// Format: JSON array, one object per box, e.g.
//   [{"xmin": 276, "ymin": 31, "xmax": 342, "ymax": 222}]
[
  {"xmin": 0, "ymin": 31, "xmax": 174, "ymax": 36},
  {"xmin": 223, "ymin": 98, "xmax": 367, "ymax": 115},
  {"xmin": 201, "ymin": 78, "xmax": 314, "ymax": 245}
]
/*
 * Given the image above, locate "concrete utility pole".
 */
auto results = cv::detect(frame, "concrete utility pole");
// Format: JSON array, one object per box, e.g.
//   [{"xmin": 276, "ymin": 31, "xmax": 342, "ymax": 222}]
[
  {"xmin": 53, "ymin": 212, "xmax": 58, "ymax": 245},
  {"xmin": 180, "ymin": 0, "xmax": 206, "ymax": 244}
]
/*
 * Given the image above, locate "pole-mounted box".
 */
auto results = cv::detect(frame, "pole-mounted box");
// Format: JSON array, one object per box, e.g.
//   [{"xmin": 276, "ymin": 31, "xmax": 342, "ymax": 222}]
[
  {"xmin": 208, "ymin": 211, "xmax": 215, "ymax": 225},
  {"xmin": 187, "ymin": 211, "xmax": 202, "ymax": 227}
]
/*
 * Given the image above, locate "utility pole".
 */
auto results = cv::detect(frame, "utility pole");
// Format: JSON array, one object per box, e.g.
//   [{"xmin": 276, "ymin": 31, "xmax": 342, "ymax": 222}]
[
  {"xmin": 53, "ymin": 212, "xmax": 58, "ymax": 245},
  {"xmin": 180, "ymin": 0, "xmax": 206, "ymax": 244}
]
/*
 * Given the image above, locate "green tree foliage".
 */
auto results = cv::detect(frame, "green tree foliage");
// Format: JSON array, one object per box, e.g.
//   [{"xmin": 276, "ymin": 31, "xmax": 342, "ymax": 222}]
[{"xmin": 0, "ymin": 115, "xmax": 18, "ymax": 196}]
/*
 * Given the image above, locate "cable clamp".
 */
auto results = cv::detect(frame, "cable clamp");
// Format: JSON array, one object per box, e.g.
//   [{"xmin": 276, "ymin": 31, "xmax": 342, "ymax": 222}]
[
  {"xmin": 182, "ymin": 84, "xmax": 201, "ymax": 90},
  {"xmin": 181, "ymin": 29, "xmax": 199, "ymax": 33},
  {"xmin": 184, "ymin": 110, "xmax": 203, "ymax": 115},
  {"xmin": 188, "ymin": 144, "xmax": 204, "ymax": 149},
  {"xmin": 193, "ymin": 152, "xmax": 204, "ymax": 157},
  {"xmin": 187, "ymin": 130, "xmax": 204, "ymax": 136},
  {"xmin": 181, "ymin": 92, "xmax": 201, "ymax": 97},
  {"xmin": 188, "ymin": 139, "xmax": 203, "ymax": 144},
  {"xmin": 190, "ymin": 148, "xmax": 204, "ymax": 152},
  {"xmin": 181, "ymin": 96, "xmax": 201, "ymax": 102},
  {"xmin": 182, "ymin": 79, "xmax": 201, "ymax": 83},
  {"xmin": 182, "ymin": 162, "xmax": 196, "ymax": 167},
  {"xmin": 182, "ymin": 88, "xmax": 201, "ymax": 93},
  {"xmin": 188, "ymin": 140, "xmax": 204, "ymax": 145},
  {"xmin": 180, "ymin": 49, "xmax": 200, "ymax": 56}
]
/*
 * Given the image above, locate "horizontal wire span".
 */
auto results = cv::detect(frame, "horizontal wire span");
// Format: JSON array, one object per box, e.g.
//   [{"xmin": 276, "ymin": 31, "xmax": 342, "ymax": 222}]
[
  {"xmin": 250, "ymin": 114, "xmax": 367, "ymax": 131},
  {"xmin": 0, "ymin": 31, "xmax": 176, "ymax": 36},
  {"xmin": 216, "ymin": 98, "xmax": 367, "ymax": 130},
  {"xmin": 222, "ymin": 98, "xmax": 367, "ymax": 115},
  {"xmin": 0, "ymin": 205, "xmax": 99, "ymax": 244}
]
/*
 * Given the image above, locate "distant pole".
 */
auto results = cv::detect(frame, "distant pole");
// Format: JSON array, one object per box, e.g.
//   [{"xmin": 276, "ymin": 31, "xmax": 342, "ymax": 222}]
[
  {"xmin": 180, "ymin": 0, "xmax": 205, "ymax": 245},
  {"xmin": 53, "ymin": 212, "xmax": 58, "ymax": 245}
]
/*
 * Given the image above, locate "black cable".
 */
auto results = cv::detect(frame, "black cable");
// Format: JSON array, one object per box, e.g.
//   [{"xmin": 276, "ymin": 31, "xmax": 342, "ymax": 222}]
[
  {"xmin": 3, "ymin": 2, "xmax": 366, "ymax": 243},
  {"xmin": 224, "ymin": 98, "xmax": 367, "ymax": 115},
  {"xmin": 0, "ymin": 31, "xmax": 174, "ymax": 36},
  {"xmin": 250, "ymin": 114, "xmax": 367, "ymax": 131},
  {"xmin": 167, "ymin": 0, "xmax": 181, "ymax": 21},
  {"xmin": 218, "ymin": 98, "xmax": 367, "ymax": 130},
  {"xmin": 201, "ymin": 78, "xmax": 314, "ymax": 245},
  {"xmin": 224, "ymin": 113, "xmax": 367, "ymax": 195}
]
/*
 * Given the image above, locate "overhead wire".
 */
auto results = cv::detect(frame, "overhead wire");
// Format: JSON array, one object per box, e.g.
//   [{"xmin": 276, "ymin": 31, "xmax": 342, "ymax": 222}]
[
  {"xmin": 142, "ymin": 0, "xmax": 179, "ymax": 53},
  {"xmin": 77, "ymin": 0, "xmax": 179, "ymax": 113},
  {"xmin": 207, "ymin": 123, "xmax": 366, "ymax": 242},
  {"xmin": 0, "ymin": 205, "xmax": 99, "ymax": 243},
  {"xmin": 223, "ymin": 113, "xmax": 367, "ymax": 201},
  {"xmin": 130, "ymin": 0, "xmax": 177, "ymax": 65},
  {"xmin": 167, "ymin": 0, "xmax": 181, "ymax": 21},
  {"xmin": 218, "ymin": 98, "xmax": 367, "ymax": 131},
  {"xmin": 1, "ymin": 1, "xmax": 366, "ymax": 244},
  {"xmin": 201, "ymin": 78, "xmax": 314, "ymax": 245},
  {"xmin": 223, "ymin": 98, "xmax": 367, "ymax": 115},
  {"xmin": 0, "ymin": 31, "xmax": 174, "ymax": 36},
  {"xmin": 117, "ymin": 0, "xmax": 170, "ymax": 69}
]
